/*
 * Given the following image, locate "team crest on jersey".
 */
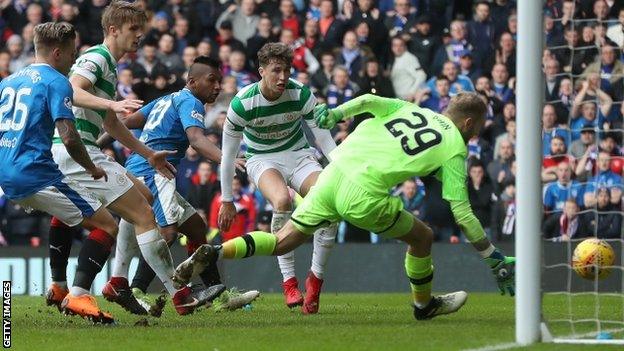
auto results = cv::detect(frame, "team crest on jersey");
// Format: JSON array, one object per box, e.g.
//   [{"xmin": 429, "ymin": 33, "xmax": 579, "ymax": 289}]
[
  {"xmin": 284, "ymin": 113, "xmax": 298, "ymax": 122},
  {"xmin": 64, "ymin": 97, "xmax": 72, "ymax": 110},
  {"xmin": 191, "ymin": 110, "xmax": 204, "ymax": 122},
  {"xmin": 116, "ymin": 174, "xmax": 128, "ymax": 186},
  {"xmin": 77, "ymin": 59, "xmax": 98, "ymax": 73}
]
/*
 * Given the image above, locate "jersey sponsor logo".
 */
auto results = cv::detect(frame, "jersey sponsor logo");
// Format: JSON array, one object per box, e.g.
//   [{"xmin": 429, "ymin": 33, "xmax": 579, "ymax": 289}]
[
  {"xmin": 116, "ymin": 174, "xmax": 128, "ymax": 187},
  {"xmin": 190, "ymin": 110, "xmax": 204, "ymax": 122},
  {"xmin": 284, "ymin": 113, "xmax": 298, "ymax": 122},
  {"xmin": 0, "ymin": 137, "xmax": 17, "ymax": 148},
  {"xmin": 77, "ymin": 59, "xmax": 97, "ymax": 73},
  {"xmin": 63, "ymin": 97, "xmax": 72, "ymax": 110}
]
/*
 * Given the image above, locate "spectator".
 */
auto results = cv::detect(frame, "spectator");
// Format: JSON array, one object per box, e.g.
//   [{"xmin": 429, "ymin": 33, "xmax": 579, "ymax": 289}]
[
  {"xmin": 173, "ymin": 17, "xmax": 195, "ymax": 55},
  {"xmin": 570, "ymin": 80, "xmax": 612, "ymax": 141},
  {"xmin": 416, "ymin": 75, "xmax": 451, "ymax": 113},
  {"xmin": 543, "ymin": 162, "xmax": 584, "ymax": 214},
  {"xmin": 303, "ymin": 18, "xmax": 322, "ymax": 57},
  {"xmin": 584, "ymin": 151, "xmax": 623, "ymax": 208},
  {"xmin": 311, "ymin": 51, "xmax": 335, "ymax": 96},
  {"xmin": 318, "ymin": 0, "xmax": 345, "ymax": 50},
  {"xmin": 487, "ymin": 138, "xmax": 515, "ymax": 192},
  {"xmin": 457, "ymin": 50, "xmax": 482, "ymax": 83},
  {"xmin": 176, "ymin": 147, "xmax": 202, "ymax": 198},
  {"xmin": 135, "ymin": 41, "xmax": 167, "ymax": 79},
  {"xmin": 225, "ymin": 50, "xmax": 256, "ymax": 90},
  {"xmin": 542, "ymin": 104, "xmax": 570, "ymax": 156},
  {"xmin": 6, "ymin": 34, "xmax": 30, "ymax": 73},
  {"xmin": 467, "ymin": 1, "xmax": 495, "ymax": 61},
  {"xmin": 187, "ymin": 161, "xmax": 220, "ymax": 220},
  {"xmin": 356, "ymin": 58, "xmax": 395, "ymax": 98},
  {"xmin": 281, "ymin": 28, "xmax": 319, "ymax": 75},
  {"xmin": 587, "ymin": 188, "xmax": 623, "ymax": 239},
  {"xmin": 196, "ymin": 39, "xmax": 213, "ymax": 58},
  {"xmin": 398, "ymin": 178, "xmax": 425, "ymax": 219},
  {"xmin": 210, "ymin": 177, "xmax": 256, "ymax": 242},
  {"xmin": 133, "ymin": 66, "xmax": 180, "ymax": 102},
  {"xmin": 606, "ymin": 7, "xmax": 624, "ymax": 47},
  {"xmin": 336, "ymin": 30, "xmax": 369, "ymax": 80},
  {"xmin": 116, "ymin": 68, "xmax": 134, "ymax": 99},
  {"xmin": 491, "ymin": 63, "xmax": 514, "ymax": 103},
  {"xmin": 78, "ymin": 0, "xmax": 109, "ymax": 45},
  {"xmin": 181, "ymin": 46, "xmax": 198, "ymax": 78},
  {"xmin": 389, "ymin": 36, "xmax": 425, "ymax": 101},
  {"xmin": 157, "ymin": 33, "xmax": 185, "ymax": 76},
  {"xmin": 431, "ymin": 20, "xmax": 472, "ymax": 74},
  {"xmin": 216, "ymin": 0, "xmax": 259, "ymax": 44},
  {"xmin": 570, "ymin": 123, "xmax": 596, "ymax": 161},
  {"xmin": 218, "ymin": 43, "xmax": 233, "ymax": 75},
  {"xmin": 468, "ymin": 136, "xmax": 494, "ymax": 166},
  {"xmin": 492, "ymin": 179, "xmax": 516, "ymax": 241},
  {"xmin": 425, "ymin": 60, "xmax": 475, "ymax": 98},
  {"xmin": 0, "ymin": 51, "xmax": 11, "ymax": 80},
  {"xmin": 325, "ymin": 65, "xmax": 358, "ymax": 108},
  {"xmin": 247, "ymin": 16, "xmax": 276, "ymax": 70},
  {"xmin": 467, "ymin": 161, "xmax": 497, "ymax": 238},
  {"xmin": 384, "ymin": 0, "xmax": 416, "ymax": 38},
  {"xmin": 276, "ymin": 0, "xmax": 302, "ymax": 38},
  {"xmin": 553, "ymin": 77, "xmax": 574, "ymax": 122},
  {"xmin": 494, "ymin": 119, "xmax": 516, "ymax": 159},
  {"xmin": 582, "ymin": 44, "xmax": 624, "ymax": 92},
  {"xmin": 542, "ymin": 135, "xmax": 575, "ymax": 183},
  {"xmin": 543, "ymin": 58, "xmax": 561, "ymax": 102},
  {"xmin": 408, "ymin": 15, "xmax": 439, "ymax": 77},
  {"xmin": 545, "ymin": 199, "xmax": 591, "ymax": 241},
  {"xmin": 215, "ymin": 21, "xmax": 245, "ymax": 53}
]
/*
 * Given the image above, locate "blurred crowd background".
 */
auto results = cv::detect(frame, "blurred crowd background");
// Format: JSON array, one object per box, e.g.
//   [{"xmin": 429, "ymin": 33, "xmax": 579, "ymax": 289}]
[{"xmin": 0, "ymin": 0, "xmax": 623, "ymax": 247}]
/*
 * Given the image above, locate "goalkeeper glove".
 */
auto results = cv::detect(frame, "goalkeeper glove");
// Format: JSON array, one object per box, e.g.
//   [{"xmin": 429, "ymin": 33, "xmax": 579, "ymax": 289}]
[
  {"xmin": 314, "ymin": 104, "xmax": 343, "ymax": 129},
  {"xmin": 486, "ymin": 251, "xmax": 515, "ymax": 297}
]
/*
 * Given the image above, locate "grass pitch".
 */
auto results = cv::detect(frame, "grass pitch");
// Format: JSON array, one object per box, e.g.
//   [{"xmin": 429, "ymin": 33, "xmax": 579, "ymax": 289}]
[{"xmin": 9, "ymin": 293, "xmax": 623, "ymax": 350}]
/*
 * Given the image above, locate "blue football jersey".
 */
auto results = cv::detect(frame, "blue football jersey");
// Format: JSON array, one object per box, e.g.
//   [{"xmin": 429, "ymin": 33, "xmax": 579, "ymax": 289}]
[
  {"xmin": 125, "ymin": 88, "xmax": 206, "ymax": 176},
  {"xmin": 0, "ymin": 64, "xmax": 74, "ymax": 199}
]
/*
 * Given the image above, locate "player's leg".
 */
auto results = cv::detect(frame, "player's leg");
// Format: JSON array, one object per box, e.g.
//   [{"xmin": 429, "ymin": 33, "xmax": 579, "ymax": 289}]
[
  {"xmin": 17, "ymin": 179, "xmax": 118, "ymax": 322},
  {"xmin": 251, "ymin": 157, "xmax": 303, "ymax": 308},
  {"xmin": 296, "ymin": 168, "xmax": 337, "ymax": 314},
  {"xmin": 377, "ymin": 209, "xmax": 468, "ymax": 320},
  {"xmin": 46, "ymin": 217, "xmax": 81, "ymax": 307},
  {"xmin": 109, "ymin": 174, "xmax": 220, "ymax": 315}
]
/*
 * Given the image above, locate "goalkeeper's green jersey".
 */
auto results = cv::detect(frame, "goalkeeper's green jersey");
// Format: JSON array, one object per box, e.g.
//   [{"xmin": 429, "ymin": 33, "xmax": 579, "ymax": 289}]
[{"xmin": 330, "ymin": 95, "xmax": 468, "ymax": 202}]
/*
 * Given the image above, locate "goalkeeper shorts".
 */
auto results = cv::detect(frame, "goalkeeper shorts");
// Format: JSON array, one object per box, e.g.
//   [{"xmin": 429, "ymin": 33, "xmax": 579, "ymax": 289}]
[{"xmin": 291, "ymin": 163, "xmax": 414, "ymax": 238}]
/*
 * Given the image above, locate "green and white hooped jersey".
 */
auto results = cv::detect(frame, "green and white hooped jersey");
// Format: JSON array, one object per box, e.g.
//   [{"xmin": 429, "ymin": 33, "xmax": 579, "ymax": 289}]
[
  {"xmin": 225, "ymin": 78, "xmax": 317, "ymax": 157},
  {"xmin": 53, "ymin": 44, "xmax": 117, "ymax": 146}
]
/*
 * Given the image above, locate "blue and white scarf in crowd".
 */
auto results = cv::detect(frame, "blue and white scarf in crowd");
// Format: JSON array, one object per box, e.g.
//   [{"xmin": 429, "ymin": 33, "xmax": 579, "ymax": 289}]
[{"xmin": 327, "ymin": 83, "xmax": 355, "ymax": 108}]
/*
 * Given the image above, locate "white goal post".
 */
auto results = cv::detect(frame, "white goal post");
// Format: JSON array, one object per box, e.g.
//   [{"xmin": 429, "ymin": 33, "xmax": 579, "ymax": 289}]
[
  {"xmin": 515, "ymin": 0, "xmax": 543, "ymax": 345},
  {"xmin": 516, "ymin": 1, "xmax": 624, "ymax": 346}
]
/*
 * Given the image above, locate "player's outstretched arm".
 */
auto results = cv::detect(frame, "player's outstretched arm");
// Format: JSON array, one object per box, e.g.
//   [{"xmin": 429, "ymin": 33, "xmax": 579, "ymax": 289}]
[
  {"xmin": 441, "ymin": 155, "xmax": 515, "ymax": 296},
  {"xmin": 102, "ymin": 110, "xmax": 176, "ymax": 179},
  {"xmin": 70, "ymin": 75, "xmax": 142, "ymax": 114},
  {"xmin": 187, "ymin": 126, "xmax": 222, "ymax": 164},
  {"xmin": 314, "ymin": 94, "xmax": 407, "ymax": 129},
  {"xmin": 56, "ymin": 119, "xmax": 107, "ymax": 181}
]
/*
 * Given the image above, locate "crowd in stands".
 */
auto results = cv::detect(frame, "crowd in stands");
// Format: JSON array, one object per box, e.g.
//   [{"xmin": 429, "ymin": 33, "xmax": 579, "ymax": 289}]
[{"xmin": 0, "ymin": 0, "xmax": 622, "ymax": 247}]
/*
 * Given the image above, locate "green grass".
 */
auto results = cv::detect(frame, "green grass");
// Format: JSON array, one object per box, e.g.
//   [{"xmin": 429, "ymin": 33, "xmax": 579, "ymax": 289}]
[{"xmin": 8, "ymin": 293, "xmax": 623, "ymax": 351}]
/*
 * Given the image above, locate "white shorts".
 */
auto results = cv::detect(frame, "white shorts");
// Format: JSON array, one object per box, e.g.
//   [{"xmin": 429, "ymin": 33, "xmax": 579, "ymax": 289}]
[
  {"xmin": 139, "ymin": 173, "xmax": 196, "ymax": 227},
  {"xmin": 246, "ymin": 148, "xmax": 323, "ymax": 193},
  {"xmin": 16, "ymin": 177, "xmax": 102, "ymax": 227},
  {"xmin": 51, "ymin": 144, "xmax": 133, "ymax": 206}
]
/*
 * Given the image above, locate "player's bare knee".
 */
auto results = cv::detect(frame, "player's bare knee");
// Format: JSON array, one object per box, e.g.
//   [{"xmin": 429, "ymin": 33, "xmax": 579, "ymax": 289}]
[{"xmin": 272, "ymin": 195, "xmax": 293, "ymax": 212}]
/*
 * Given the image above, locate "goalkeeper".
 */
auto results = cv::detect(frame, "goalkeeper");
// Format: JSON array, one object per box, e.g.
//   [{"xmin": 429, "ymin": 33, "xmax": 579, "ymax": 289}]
[{"xmin": 174, "ymin": 93, "xmax": 515, "ymax": 320}]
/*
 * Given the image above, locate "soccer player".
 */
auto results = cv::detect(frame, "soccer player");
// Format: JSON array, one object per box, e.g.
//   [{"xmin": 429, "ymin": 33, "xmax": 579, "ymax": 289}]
[
  {"xmin": 0, "ymin": 22, "xmax": 119, "ymax": 323},
  {"xmin": 104, "ymin": 56, "xmax": 258, "ymax": 312},
  {"xmin": 219, "ymin": 42, "xmax": 338, "ymax": 313},
  {"xmin": 176, "ymin": 93, "xmax": 516, "ymax": 320},
  {"xmin": 45, "ymin": 1, "xmax": 210, "ymax": 319}
]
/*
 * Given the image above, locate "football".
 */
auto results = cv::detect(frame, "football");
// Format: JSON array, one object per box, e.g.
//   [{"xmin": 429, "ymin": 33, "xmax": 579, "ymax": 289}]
[{"xmin": 572, "ymin": 238, "xmax": 615, "ymax": 280}]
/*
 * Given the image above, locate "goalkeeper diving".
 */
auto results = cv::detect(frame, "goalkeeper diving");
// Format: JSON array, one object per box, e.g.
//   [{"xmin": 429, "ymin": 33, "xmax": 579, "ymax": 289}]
[{"xmin": 173, "ymin": 92, "xmax": 515, "ymax": 320}]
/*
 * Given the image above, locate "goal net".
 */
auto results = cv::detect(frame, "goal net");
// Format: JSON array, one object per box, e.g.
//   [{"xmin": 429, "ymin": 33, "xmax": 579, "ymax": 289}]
[{"xmin": 538, "ymin": 3, "xmax": 624, "ymax": 345}]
